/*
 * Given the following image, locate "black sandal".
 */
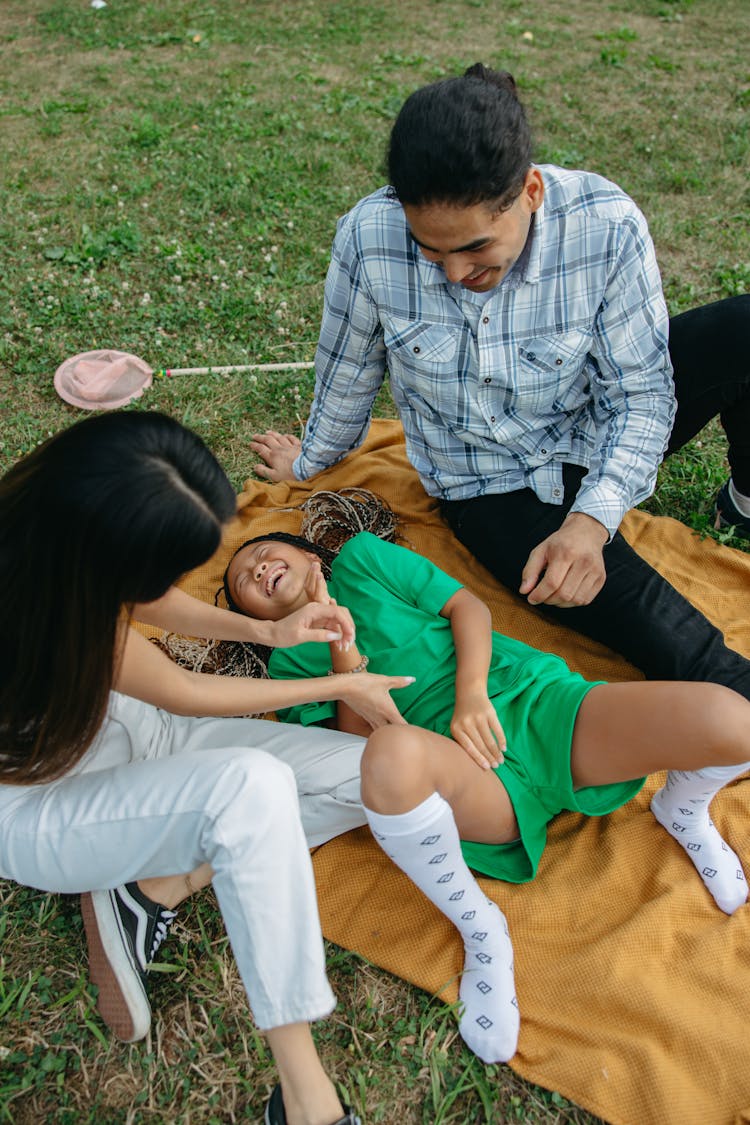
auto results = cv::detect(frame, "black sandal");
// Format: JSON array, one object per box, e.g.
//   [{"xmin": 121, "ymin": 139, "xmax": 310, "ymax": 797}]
[{"xmin": 264, "ymin": 1083, "xmax": 362, "ymax": 1125}]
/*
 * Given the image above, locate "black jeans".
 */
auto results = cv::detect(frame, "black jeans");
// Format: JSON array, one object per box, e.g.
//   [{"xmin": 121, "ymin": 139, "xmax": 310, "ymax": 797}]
[{"xmin": 441, "ymin": 295, "xmax": 750, "ymax": 699}]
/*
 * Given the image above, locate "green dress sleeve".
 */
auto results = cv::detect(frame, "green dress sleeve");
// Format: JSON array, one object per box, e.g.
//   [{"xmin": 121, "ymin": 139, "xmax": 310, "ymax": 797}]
[{"xmin": 269, "ymin": 532, "xmax": 463, "ymax": 728}]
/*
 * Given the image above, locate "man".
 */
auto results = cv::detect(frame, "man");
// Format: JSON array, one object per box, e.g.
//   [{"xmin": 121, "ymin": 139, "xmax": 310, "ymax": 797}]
[{"xmin": 252, "ymin": 63, "xmax": 750, "ymax": 698}]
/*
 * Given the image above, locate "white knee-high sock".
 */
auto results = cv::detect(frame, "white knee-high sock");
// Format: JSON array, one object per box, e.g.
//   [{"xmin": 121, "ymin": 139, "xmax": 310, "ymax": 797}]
[
  {"xmin": 650, "ymin": 764, "xmax": 749, "ymax": 914},
  {"xmin": 364, "ymin": 791, "xmax": 519, "ymax": 1063}
]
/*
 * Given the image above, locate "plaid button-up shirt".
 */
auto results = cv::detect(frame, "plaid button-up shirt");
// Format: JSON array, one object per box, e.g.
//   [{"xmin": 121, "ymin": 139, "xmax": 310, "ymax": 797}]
[{"xmin": 294, "ymin": 165, "xmax": 674, "ymax": 537}]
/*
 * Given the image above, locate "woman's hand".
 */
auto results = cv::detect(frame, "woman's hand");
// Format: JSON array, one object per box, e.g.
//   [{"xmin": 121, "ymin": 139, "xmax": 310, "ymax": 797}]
[
  {"xmin": 264, "ymin": 600, "xmax": 356, "ymax": 651},
  {"xmin": 450, "ymin": 689, "xmax": 506, "ymax": 770},
  {"xmin": 334, "ymin": 670, "xmax": 414, "ymax": 729}
]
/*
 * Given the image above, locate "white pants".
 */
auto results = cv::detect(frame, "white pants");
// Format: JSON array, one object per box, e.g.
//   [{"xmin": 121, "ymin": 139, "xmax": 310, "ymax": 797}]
[{"xmin": 0, "ymin": 693, "xmax": 368, "ymax": 1029}]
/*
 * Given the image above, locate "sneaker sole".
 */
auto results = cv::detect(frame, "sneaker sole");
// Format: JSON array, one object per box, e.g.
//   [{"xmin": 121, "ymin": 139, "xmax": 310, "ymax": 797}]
[{"xmin": 81, "ymin": 890, "xmax": 151, "ymax": 1043}]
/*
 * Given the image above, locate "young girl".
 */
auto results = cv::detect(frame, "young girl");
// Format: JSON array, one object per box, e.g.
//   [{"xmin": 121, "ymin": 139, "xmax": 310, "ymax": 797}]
[
  {"xmin": 0, "ymin": 414, "xmax": 416, "ymax": 1125},
  {"xmin": 223, "ymin": 527, "xmax": 750, "ymax": 1066}
]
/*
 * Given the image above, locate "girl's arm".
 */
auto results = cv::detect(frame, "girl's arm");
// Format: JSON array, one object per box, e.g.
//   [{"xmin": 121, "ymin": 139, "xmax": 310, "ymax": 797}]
[
  {"xmin": 304, "ymin": 562, "xmax": 372, "ymax": 737},
  {"xmin": 440, "ymin": 588, "xmax": 506, "ymax": 770},
  {"xmin": 117, "ymin": 626, "xmax": 412, "ymax": 728},
  {"xmin": 133, "ymin": 585, "xmax": 356, "ymax": 651}
]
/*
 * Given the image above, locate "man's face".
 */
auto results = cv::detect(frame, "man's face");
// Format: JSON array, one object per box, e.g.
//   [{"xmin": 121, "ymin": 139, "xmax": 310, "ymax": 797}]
[{"xmin": 403, "ymin": 168, "xmax": 544, "ymax": 293}]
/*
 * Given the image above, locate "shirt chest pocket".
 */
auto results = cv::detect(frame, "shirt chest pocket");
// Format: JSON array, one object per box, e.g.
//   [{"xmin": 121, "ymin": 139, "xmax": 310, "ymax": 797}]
[
  {"xmin": 383, "ymin": 317, "xmax": 458, "ymax": 381},
  {"xmin": 518, "ymin": 329, "xmax": 592, "ymax": 375},
  {"xmin": 514, "ymin": 329, "xmax": 593, "ymax": 413}
]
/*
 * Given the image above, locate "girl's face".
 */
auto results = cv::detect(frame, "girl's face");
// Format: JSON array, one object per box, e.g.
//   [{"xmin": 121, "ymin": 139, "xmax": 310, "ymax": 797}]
[{"xmin": 226, "ymin": 539, "xmax": 319, "ymax": 620}]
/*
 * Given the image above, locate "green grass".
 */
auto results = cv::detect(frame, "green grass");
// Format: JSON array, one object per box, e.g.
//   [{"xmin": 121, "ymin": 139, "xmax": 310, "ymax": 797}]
[{"xmin": 1, "ymin": 0, "xmax": 749, "ymax": 1121}]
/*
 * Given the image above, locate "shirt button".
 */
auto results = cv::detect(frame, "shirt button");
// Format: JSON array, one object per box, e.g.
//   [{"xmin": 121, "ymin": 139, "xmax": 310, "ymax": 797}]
[
  {"xmin": 555, "ymin": 357, "xmax": 563, "ymax": 365},
  {"xmin": 490, "ymin": 415, "xmax": 496, "ymax": 423},
  {"xmin": 482, "ymin": 316, "xmax": 490, "ymax": 325},
  {"xmin": 541, "ymin": 448, "xmax": 548, "ymax": 455},
  {"xmin": 528, "ymin": 352, "xmax": 536, "ymax": 361},
  {"xmin": 413, "ymin": 346, "xmax": 421, "ymax": 354},
  {"xmin": 553, "ymin": 488, "xmax": 561, "ymax": 497},
  {"xmin": 484, "ymin": 377, "xmax": 491, "ymax": 384}
]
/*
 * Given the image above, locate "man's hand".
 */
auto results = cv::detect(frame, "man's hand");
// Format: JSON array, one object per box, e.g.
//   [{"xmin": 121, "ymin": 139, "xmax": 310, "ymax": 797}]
[
  {"xmin": 250, "ymin": 430, "xmax": 301, "ymax": 482},
  {"xmin": 519, "ymin": 512, "xmax": 609, "ymax": 608}
]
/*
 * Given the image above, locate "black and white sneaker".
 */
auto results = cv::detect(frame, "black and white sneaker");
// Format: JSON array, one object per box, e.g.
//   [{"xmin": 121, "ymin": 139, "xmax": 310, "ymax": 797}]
[
  {"xmin": 264, "ymin": 1083, "xmax": 361, "ymax": 1125},
  {"xmin": 715, "ymin": 480, "xmax": 750, "ymax": 540},
  {"xmin": 81, "ymin": 882, "xmax": 177, "ymax": 1042}
]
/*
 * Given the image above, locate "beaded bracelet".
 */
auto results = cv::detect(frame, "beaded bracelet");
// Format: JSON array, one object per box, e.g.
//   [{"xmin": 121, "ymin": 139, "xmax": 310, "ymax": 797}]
[{"xmin": 327, "ymin": 654, "xmax": 369, "ymax": 675}]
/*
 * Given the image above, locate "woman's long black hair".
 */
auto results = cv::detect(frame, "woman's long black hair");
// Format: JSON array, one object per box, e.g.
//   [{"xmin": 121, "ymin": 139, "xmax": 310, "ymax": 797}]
[{"xmin": 0, "ymin": 411, "xmax": 236, "ymax": 784}]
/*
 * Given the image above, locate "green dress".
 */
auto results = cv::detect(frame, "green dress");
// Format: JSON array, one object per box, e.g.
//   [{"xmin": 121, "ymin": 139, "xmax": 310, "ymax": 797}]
[{"xmin": 270, "ymin": 532, "xmax": 644, "ymax": 882}]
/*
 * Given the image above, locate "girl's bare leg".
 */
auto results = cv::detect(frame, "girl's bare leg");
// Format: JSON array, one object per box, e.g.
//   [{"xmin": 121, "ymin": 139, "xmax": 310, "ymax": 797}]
[
  {"xmin": 361, "ymin": 724, "xmax": 517, "ymax": 842},
  {"xmin": 571, "ymin": 681, "xmax": 750, "ymax": 913},
  {"xmin": 570, "ymin": 680, "xmax": 750, "ymax": 786},
  {"xmin": 362, "ymin": 725, "xmax": 520, "ymax": 1064}
]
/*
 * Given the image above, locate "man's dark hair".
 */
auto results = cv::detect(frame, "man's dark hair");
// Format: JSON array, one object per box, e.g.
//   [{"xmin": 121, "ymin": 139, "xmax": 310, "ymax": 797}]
[{"xmin": 387, "ymin": 63, "xmax": 532, "ymax": 210}]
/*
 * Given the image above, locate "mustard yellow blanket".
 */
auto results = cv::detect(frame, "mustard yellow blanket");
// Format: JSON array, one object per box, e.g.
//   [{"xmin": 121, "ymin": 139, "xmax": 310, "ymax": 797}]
[{"xmin": 180, "ymin": 420, "xmax": 750, "ymax": 1125}]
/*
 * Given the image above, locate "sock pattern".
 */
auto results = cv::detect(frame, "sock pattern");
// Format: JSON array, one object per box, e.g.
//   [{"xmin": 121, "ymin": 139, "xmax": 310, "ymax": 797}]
[
  {"xmin": 365, "ymin": 792, "xmax": 519, "ymax": 1063},
  {"xmin": 650, "ymin": 765, "xmax": 749, "ymax": 915}
]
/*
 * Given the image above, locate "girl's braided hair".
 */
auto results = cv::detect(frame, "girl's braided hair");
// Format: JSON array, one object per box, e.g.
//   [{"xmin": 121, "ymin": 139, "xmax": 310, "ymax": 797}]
[{"xmin": 155, "ymin": 488, "xmax": 401, "ymax": 691}]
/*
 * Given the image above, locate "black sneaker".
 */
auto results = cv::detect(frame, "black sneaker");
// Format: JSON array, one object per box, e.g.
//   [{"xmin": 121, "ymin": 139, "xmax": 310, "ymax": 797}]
[
  {"xmin": 81, "ymin": 882, "xmax": 176, "ymax": 1042},
  {"xmin": 264, "ymin": 1083, "xmax": 361, "ymax": 1125},
  {"xmin": 715, "ymin": 481, "xmax": 750, "ymax": 540}
]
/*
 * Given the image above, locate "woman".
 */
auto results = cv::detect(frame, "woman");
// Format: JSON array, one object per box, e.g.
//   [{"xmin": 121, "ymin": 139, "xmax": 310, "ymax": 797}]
[
  {"xmin": 223, "ymin": 527, "xmax": 750, "ymax": 1066},
  {"xmin": 0, "ymin": 413, "xmax": 415, "ymax": 1125}
]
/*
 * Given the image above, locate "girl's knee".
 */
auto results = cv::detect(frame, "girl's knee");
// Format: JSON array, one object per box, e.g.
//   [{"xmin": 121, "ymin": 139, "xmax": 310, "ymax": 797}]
[{"xmin": 361, "ymin": 725, "xmax": 432, "ymax": 804}]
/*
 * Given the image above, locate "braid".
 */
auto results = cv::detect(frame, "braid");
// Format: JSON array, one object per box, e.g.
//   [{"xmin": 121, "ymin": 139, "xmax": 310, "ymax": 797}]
[{"xmin": 297, "ymin": 487, "xmax": 401, "ymax": 553}]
